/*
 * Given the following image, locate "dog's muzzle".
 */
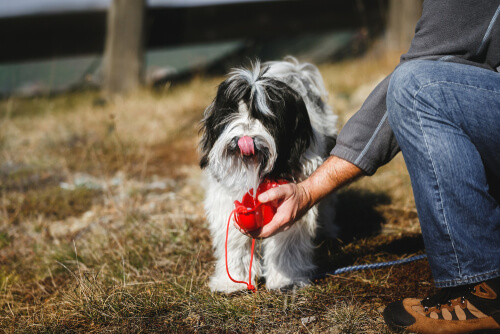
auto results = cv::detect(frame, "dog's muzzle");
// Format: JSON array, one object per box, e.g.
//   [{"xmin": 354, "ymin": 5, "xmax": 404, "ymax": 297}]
[
  {"xmin": 238, "ymin": 136, "xmax": 255, "ymax": 156},
  {"xmin": 227, "ymin": 135, "xmax": 272, "ymax": 168}
]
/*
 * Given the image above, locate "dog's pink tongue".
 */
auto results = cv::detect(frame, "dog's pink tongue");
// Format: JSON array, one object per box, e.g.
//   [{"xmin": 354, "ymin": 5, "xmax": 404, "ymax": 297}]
[{"xmin": 238, "ymin": 136, "xmax": 255, "ymax": 156}]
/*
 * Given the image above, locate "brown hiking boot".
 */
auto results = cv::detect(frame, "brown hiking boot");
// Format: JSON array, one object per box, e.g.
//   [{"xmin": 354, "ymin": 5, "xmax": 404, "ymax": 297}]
[{"xmin": 383, "ymin": 277, "xmax": 500, "ymax": 333}]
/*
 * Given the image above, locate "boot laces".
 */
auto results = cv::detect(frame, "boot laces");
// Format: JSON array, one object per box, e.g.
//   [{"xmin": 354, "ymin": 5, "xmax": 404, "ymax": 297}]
[{"xmin": 420, "ymin": 285, "xmax": 473, "ymax": 312}]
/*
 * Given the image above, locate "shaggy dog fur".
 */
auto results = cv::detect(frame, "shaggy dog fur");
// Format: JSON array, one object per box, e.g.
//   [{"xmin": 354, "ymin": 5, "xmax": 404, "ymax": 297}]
[{"xmin": 199, "ymin": 57, "xmax": 338, "ymax": 293}]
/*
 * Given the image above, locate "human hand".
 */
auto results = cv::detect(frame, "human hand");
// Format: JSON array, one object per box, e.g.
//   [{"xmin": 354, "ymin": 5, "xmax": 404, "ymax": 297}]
[
  {"xmin": 233, "ymin": 156, "xmax": 364, "ymax": 239},
  {"xmin": 237, "ymin": 182, "xmax": 312, "ymax": 239}
]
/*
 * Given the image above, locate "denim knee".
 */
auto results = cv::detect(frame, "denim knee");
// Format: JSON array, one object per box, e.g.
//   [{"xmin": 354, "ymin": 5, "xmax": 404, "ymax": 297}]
[
  {"xmin": 387, "ymin": 62, "xmax": 420, "ymax": 118},
  {"xmin": 386, "ymin": 60, "xmax": 437, "ymax": 131}
]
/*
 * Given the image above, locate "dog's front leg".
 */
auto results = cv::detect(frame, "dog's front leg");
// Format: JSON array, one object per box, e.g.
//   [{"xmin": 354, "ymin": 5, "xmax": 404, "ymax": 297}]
[
  {"xmin": 209, "ymin": 224, "xmax": 258, "ymax": 293},
  {"xmin": 262, "ymin": 210, "xmax": 317, "ymax": 290}
]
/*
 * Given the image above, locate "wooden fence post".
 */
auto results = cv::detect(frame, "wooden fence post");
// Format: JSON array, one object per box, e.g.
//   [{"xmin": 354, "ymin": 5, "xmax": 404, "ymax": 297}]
[
  {"xmin": 385, "ymin": 0, "xmax": 424, "ymax": 51},
  {"xmin": 103, "ymin": 0, "xmax": 145, "ymax": 94}
]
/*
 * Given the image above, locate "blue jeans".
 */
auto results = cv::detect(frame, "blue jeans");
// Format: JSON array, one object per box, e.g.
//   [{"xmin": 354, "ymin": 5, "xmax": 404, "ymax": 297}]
[{"xmin": 386, "ymin": 60, "xmax": 500, "ymax": 288}]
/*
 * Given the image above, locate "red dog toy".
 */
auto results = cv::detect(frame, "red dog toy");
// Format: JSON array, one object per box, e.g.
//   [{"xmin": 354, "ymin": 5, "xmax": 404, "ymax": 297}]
[
  {"xmin": 233, "ymin": 179, "xmax": 287, "ymax": 232},
  {"xmin": 225, "ymin": 179, "xmax": 287, "ymax": 292}
]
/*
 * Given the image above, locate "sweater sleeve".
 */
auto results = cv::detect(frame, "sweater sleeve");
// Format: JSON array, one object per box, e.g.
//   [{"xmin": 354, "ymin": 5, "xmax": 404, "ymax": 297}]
[
  {"xmin": 331, "ymin": 0, "xmax": 500, "ymax": 175},
  {"xmin": 330, "ymin": 74, "xmax": 399, "ymax": 175}
]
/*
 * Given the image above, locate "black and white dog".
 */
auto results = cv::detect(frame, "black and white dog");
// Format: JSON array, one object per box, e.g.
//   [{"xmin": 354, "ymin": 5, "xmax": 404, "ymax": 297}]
[{"xmin": 199, "ymin": 57, "xmax": 337, "ymax": 293}]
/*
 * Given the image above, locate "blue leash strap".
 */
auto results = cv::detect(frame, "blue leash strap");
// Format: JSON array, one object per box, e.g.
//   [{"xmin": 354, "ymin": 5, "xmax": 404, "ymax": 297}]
[{"xmin": 312, "ymin": 254, "xmax": 427, "ymax": 280}]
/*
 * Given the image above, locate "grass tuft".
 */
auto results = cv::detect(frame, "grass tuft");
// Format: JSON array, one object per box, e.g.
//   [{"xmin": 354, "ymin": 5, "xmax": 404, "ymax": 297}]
[
  {"xmin": 325, "ymin": 298, "xmax": 390, "ymax": 334},
  {"xmin": 2, "ymin": 186, "xmax": 101, "ymax": 224}
]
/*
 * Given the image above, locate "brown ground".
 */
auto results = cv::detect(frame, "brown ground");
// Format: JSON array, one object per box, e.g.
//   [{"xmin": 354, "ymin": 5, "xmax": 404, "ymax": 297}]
[{"xmin": 0, "ymin": 46, "xmax": 432, "ymax": 333}]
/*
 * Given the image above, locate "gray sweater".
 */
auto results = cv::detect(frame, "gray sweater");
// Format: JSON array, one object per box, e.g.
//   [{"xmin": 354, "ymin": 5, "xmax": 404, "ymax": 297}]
[{"xmin": 331, "ymin": 0, "xmax": 500, "ymax": 175}]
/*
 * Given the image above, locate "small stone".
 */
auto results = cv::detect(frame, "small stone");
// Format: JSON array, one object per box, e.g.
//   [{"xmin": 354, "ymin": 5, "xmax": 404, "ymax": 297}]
[{"xmin": 301, "ymin": 316, "xmax": 316, "ymax": 325}]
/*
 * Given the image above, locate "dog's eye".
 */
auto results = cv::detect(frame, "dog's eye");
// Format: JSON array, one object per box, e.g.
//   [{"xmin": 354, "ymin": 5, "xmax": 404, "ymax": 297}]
[{"xmin": 229, "ymin": 137, "xmax": 239, "ymax": 148}]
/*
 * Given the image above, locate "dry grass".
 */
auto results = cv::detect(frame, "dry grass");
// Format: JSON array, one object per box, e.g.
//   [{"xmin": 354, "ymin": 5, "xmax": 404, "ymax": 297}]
[{"xmin": 0, "ymin": 47, "xmax": 433, "ymax": 333}]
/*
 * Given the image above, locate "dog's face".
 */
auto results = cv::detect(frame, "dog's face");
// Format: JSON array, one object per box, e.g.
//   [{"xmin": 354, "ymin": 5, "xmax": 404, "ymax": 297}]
[{"xmin": 199, "ymin": 63, "xmax": 314, "ymax": 192}]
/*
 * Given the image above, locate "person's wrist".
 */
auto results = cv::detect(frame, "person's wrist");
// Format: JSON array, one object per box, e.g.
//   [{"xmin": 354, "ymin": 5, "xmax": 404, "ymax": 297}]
[{"xmin": 297, "ymin": 181, "xmax": 314, "ymax": 212}]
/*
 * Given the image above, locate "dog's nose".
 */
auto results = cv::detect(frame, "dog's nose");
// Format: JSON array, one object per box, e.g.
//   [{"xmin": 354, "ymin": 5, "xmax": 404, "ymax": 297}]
[{"xmin": 238, "ymin": 136, "xmax": 255, "ymax": 156}]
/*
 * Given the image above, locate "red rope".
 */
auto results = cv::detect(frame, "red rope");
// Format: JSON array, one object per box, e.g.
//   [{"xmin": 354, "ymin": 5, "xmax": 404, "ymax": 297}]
[{"xmin": 225, "ymin": 209, "xmax": 256, "ymax": 292}]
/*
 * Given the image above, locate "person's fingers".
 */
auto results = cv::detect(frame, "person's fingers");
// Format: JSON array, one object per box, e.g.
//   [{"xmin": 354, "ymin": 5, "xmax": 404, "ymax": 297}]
[
  {"xmin": 249, "ymin": 223, "xmax": 275, "ymax": 239},
  {"xmin": 233, "ymin": 202, "xmax": 290, "ymax": 238},
  {"xmin": 238, "ymin": 183, "xmax": 304, "ymax": 238},
  {"xmin": 258, "ymin": 183, "xmax": 291, "ymax": 203},
  {"xmin": 257, "ymin": 188, "xmax": 276, "ymax": 203},
  {"xmin": 234, "ymin": 206, "xmax": 291, "ymax": 238},
  {"xmin": 249, "ymin": 208, "xmax": 293, "ymax": 238}
]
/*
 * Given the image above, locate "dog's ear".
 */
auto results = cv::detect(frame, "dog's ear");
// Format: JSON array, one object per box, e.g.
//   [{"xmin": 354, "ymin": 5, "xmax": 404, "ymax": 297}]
[
  {"xmin": 199, "ymin": 79, "xmax": 241, "ymax": 169},
  {"xmin": 288, "ymin": 95, "xmax": 314, "ymax": 168},
  {"xmin": 198, "ymin": 101, "xmax": 216, "ymax": 169},
  {"xmin": 268, "ymin": 81, "xmax": 313, "ymax": 161},
  {"xmin": 259, "ymin": 80, "xmax": 314, "ymax": 178},
  {"xmin": 290, "ymin": 97, "xmax": 314, "ymax": 159}
]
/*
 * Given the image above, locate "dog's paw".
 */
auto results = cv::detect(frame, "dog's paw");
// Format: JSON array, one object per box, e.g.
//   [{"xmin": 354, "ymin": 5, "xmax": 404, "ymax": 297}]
[
  {"xmin": 209, "ymin": 277, "xmax": 247, "ymax": 294},
  {"xmin": 265, "ymin": 276, "xmax": 310, "ymax": 291}
]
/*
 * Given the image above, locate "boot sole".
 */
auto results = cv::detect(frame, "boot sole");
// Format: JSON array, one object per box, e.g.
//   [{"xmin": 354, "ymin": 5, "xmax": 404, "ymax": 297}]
[{"xmin": 384, "ymin": 317, "xmax": 500, "ymax": 334}]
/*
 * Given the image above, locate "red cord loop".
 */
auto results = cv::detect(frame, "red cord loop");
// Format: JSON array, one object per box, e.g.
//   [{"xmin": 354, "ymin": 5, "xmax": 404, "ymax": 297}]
[
  {"xmin": 224, "ymin": 179, "xmax": 286, "ymax": 293},
  {"xmin": 225, "ymin": 209, "xmax": 257, "ymax": 293}
]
